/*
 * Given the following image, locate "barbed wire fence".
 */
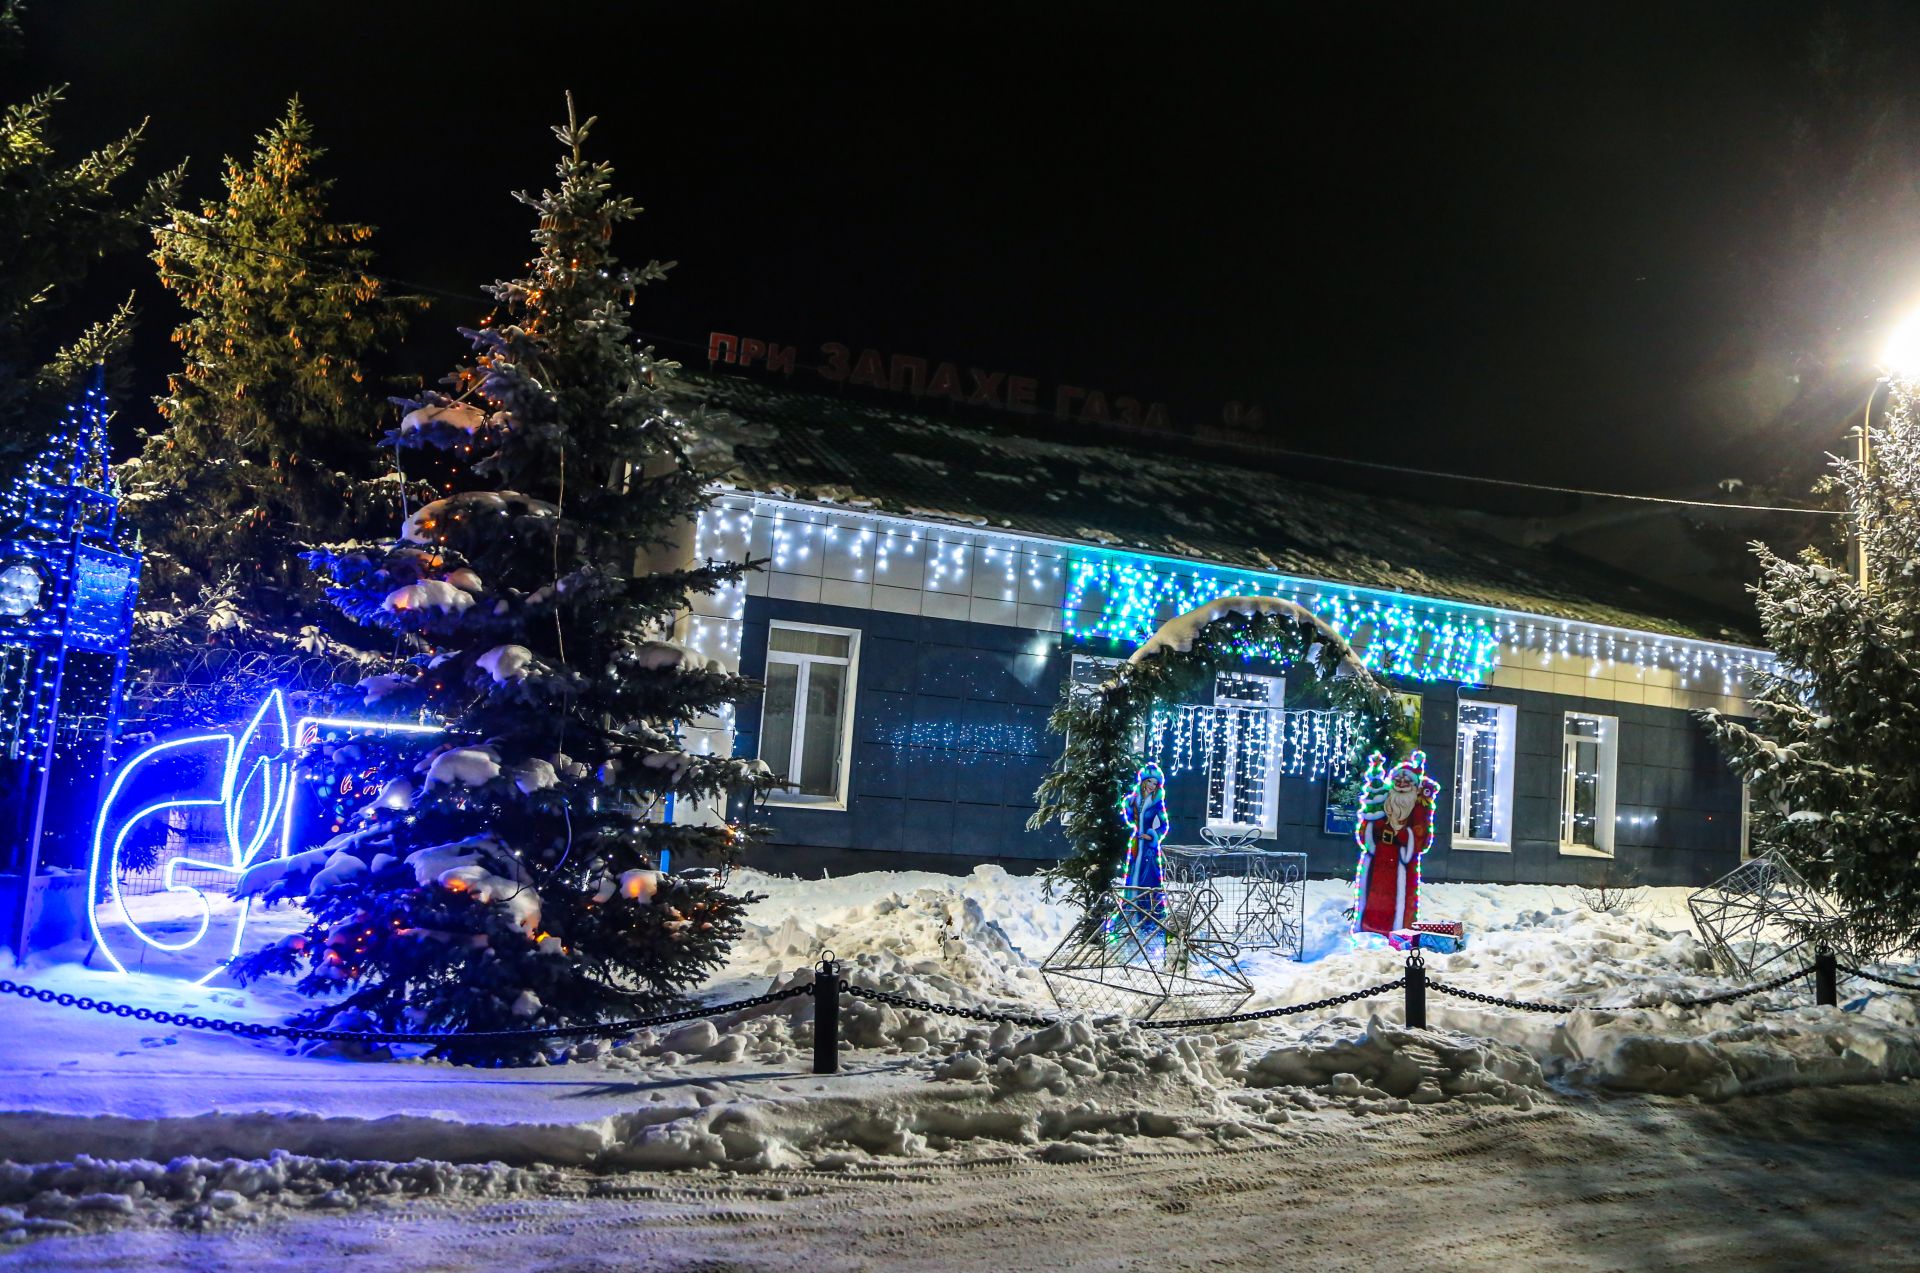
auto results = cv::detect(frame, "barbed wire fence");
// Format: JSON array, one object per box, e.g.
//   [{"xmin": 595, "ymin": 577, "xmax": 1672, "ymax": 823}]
[{"xmin": 6, "ymin": 946, "xmax": 1912, "ymax": 1075}]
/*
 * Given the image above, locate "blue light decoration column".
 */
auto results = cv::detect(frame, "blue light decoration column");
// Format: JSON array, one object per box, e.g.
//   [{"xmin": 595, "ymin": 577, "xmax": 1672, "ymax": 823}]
[{"xmin": 0, "ymin": 367, "xmax": 141, "ymax": 957}]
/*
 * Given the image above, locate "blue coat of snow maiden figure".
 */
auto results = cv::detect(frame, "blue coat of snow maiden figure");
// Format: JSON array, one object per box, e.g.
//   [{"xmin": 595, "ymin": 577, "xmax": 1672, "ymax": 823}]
[{"xmin": 1118, "ymin": 762, "xmax": 1170, "ymax": 927}]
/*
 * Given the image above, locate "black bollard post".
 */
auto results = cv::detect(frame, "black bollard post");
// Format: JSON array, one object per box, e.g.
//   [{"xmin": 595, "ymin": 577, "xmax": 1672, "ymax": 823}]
[
  {"xmin": 1405, "ymin": 954, "xmax": 1427, "ymax": 1029},
  {"xmin": 812, "ymin": 953, "xmax": 841, "ymax": 1075},
  {"xmin": 1815, "ymin": 947, "xmax": 1838, "ymax": 1007}
]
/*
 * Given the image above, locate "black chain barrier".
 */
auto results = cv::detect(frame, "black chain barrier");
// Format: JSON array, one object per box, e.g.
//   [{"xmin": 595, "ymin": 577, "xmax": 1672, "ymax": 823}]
[
  {"xmin": 6, "ymin": 944, "xmax": 1901, "ymax": 1068},
  {"xmin": 1426, "ymin": 979, "xmax": 1576, "ymax": 1015},
  {"xmin": 841, "ymin": 975, "xmax": 1411, "ymax": 1032},
  {"xmin": 1841, "ymin": 965, "xmax": 1920, "ymax": 994},
  {"xmin": 1658, "ymin": 965, "xmax": 1815, "ymax": 1009},
  {"xmin": 842, "ymin": 981, "xmax": 1057, "ymax": 1028},
  {"xmin": 1139, "ymin": 978, "xmax": 1408, "ymax": 1030},
  {"xmin": 1427, "ymin": 964, "xmax": 1815, "ymax": 1014},
  {"xmin": 0, "ymin": 975, "xmax": 812, "ymax": 1046}
]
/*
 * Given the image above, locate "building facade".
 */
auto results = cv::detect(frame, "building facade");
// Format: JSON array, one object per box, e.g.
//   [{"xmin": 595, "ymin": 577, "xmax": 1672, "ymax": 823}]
[{"xmin": 677, "ymin": 491, "xmax": 1766, "ymax": 888}]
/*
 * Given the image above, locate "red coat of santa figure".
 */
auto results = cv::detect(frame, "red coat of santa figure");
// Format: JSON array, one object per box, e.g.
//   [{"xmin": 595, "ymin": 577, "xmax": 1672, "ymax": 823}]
[{"xmin": 1350, "ymin": 750, "xmax": 1440, "ymax": 939}]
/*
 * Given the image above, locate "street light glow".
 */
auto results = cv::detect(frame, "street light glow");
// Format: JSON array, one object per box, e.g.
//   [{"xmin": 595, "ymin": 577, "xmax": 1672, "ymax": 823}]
[{"xmin": 1879, "ymin": 306, "xmax": 1920, "ymax": 376}]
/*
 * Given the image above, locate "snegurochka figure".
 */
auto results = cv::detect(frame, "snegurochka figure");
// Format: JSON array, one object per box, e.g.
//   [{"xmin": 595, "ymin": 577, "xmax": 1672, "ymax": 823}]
[{"xmin": 1119, "ymin": 762, "xmax": 1170, "ymax": 924}]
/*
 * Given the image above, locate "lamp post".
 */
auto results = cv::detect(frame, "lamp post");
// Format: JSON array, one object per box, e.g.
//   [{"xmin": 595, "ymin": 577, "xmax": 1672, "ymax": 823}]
[{"xmin": 1848, "ymin": 381, "xmax": 1879, "ymax": 591}]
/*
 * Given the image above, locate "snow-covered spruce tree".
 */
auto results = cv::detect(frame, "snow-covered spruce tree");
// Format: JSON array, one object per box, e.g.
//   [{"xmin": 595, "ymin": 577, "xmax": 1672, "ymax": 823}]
[
  {"xmin": 233, "ymin": 104, "xmax": 773, "ymax": 1056},
  {"xmin": 0, "ymin": 65, "xmax": 179, "ymax": 486},
  {"xmin": 1705, "ymin": 379, "xmax": 1920, "ymax": 955},
  {"xmin": 128, "ymin": 99, "xmax": 412, "ymax": 622}
]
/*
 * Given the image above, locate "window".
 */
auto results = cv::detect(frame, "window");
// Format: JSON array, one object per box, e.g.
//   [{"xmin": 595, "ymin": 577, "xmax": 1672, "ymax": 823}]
[
  {"xmin": 1068, "ymin": 653, "xmax": 1122, "ymax": 705},
  {"xmin": 760, "ymin": 622, "xmax": 859, "ymax": 808},
  {"xmin": 1560, "ymin": 711, "xmax": 1618, "ymax": 855},
  {"xmin": 1205, "ymin": 672, "xmax": 1282, "ymax": 833},
  {"xmin": 1452, "ymin": 700, "xmax": 1515, "ymax": 849}
]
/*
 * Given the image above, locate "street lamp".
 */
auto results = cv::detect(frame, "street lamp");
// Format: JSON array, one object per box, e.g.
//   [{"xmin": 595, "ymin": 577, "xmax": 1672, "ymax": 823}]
[{"xmin": 1879, "ymin": 307, "xmax": 1920, "ymax": 377}]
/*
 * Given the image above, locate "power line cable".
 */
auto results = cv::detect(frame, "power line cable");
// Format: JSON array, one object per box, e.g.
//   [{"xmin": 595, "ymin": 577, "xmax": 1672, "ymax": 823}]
[
  {"xmin": 144, "ymin": 221, "xmax": 1851, "ymax": 519},
  {"xmin": 1220, "ymin": 450, "xmax": 1848, "ymax": 516}
]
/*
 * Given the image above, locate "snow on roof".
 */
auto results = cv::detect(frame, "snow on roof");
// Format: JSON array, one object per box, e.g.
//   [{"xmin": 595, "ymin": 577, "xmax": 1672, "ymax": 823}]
[{"xmin": 678, "ymin": 372, "xmax": 1759, "ymax": 643}]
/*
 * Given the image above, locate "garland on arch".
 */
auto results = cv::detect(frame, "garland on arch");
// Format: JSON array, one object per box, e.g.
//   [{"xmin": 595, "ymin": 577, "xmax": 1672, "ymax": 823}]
[{"xmin": 1031, "ymin": 597, "xmax": 1404, "ymax": 918}]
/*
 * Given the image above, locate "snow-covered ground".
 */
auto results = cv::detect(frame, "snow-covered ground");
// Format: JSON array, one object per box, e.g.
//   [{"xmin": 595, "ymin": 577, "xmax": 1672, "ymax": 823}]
[
  {"xmin": 12, "ymin": 1086, "xmax": 1920, "ymax": 1272},
  {"xmin": 4, "ymin": 866, "xmax": 1919, "ymax": 1255}
]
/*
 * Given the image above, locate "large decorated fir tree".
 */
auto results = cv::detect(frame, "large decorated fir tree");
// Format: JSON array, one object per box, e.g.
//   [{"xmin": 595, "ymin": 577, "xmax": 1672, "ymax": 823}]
[
  {"xmin": 128, "ymin": 99, "xmax": 412, "ymax": 621},
  {"xmin": 235, "ymin": 102, "xmax": 772, "ymax": 1054},
  {"xmin": 1705, "ymin": 378, "xmax": 1920, "ymax": 954}
]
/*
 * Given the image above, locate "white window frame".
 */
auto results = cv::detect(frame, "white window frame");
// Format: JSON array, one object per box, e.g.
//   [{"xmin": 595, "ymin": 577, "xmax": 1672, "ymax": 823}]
[
  {"xmin": 1452, "ymin": 699, "xmax": 1516, "ymax": 851},
  {"xmin": 761, "ymin": 620, "xmax": 860, "ymax": 811},
  {"xmin": 1204, "ymin": 672, "xmax": 1283, "ymax": 836},
  {"xmin": 1559, "ymin": 711, "xmax": 1618, "ymax": 857}
]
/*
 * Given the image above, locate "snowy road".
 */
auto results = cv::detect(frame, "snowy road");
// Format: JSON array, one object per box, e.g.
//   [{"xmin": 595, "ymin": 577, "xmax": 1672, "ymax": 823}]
[{"xmin": 10, "ymin": 1085, "xmax": 1919, "ymax": 1271}]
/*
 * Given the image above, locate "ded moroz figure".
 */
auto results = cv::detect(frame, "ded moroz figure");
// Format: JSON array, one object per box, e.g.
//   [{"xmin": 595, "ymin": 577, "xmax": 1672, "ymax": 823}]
[{"xmin": 1351, "ymin": 751, "xmax": 1439, "ymax": 938}]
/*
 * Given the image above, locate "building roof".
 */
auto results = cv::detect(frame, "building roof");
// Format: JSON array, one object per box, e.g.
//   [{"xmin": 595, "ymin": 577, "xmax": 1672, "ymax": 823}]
[{"xmin": 681, "ymin": 371, "xmax": 1760, "ymax": 644}]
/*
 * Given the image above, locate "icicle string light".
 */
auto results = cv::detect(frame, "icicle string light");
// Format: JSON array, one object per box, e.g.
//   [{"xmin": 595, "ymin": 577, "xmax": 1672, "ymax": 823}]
[
  {"xmin": 1059, "ymin": 552, "xmax": 1768, "ymax": 689},
  {"xmin": 1145, "ymin": 705, "xmax": 1354, "ymax": 783},
  {"xmin": 688, "ymin": 496, "xmax": 1773, "ymax": 703}
]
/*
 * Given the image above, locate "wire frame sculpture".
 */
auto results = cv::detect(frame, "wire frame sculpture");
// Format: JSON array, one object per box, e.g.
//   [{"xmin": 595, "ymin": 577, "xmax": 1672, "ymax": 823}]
[
  {"xmin": 1040, "ymin": 884, "xmax": 1254, "ymax": 1022},
  {"xmin": 1161, "ymin": 830, "xmax": 1308, "ymax": 961},
  {"xmin": 1688, "ymin": 851, "xmax": 1848, "ymax": 978}
]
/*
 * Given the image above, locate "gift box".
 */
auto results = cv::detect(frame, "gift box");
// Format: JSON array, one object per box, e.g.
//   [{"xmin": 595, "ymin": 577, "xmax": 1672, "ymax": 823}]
[
  {"xmin": 1414, "ymin": 920, "xmax": 1465, "ymax": 939},
  {"xmin": 1387, "ymin": 927, "xmax": 1466, "ymax": 954}
]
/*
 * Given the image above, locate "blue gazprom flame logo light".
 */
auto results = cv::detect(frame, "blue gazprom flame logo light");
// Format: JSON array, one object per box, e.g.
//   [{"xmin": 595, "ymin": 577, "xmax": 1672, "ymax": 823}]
[{"xmin": 86, "ymin": 690, "xmax": 439, "ymax": 983}]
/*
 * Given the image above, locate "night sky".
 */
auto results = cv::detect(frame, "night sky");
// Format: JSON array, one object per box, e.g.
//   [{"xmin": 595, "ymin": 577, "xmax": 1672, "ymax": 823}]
[{"xmin": 19, "ymin": 0, "xmax": 1920, "ymax": 505}]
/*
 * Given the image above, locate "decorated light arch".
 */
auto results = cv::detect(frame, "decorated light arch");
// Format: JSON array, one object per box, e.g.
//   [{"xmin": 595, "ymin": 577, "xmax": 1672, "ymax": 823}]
[{"xmin": 1032, "ymin": 596, "xmax": 1403, "ymax": 919}]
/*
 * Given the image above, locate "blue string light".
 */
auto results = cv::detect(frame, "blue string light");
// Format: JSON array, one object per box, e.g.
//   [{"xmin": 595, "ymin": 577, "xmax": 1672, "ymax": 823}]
[
  {"xmin": 0, "ymin": 369, "xmax": 142, "ymax": 913},
  {"xmin": 86, "ymin": 688, "xmax": 441, "ymax": 984},
  {"xmin": 1061, "ymin": 554, "xmax": 1504, "ymax": 685}
]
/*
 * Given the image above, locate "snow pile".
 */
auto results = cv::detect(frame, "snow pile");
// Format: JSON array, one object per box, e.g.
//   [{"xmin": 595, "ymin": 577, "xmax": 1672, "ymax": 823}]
[
  {"xmin": 1559, "ymin": 1008, "xmax": 1920, "ymax": 1099},
  {"xmin": 509, "ymin": 757, "xmax": 557, "ymax": 793},
  {"xmin": 398, "ymin": 403, "xmax": 488, "ymax": 435},
  {"xmin": 597, "ymin": 1010, "xmax": 1268, "ymax": 1171},
  {"xmin": 590, "ymin": 874, "xmax": 1064, "ymax": 1077},
  {"xmin": 903, "ymin": 506, "xmax": 989, "ymax": 527},
  {"xmin": 1238, "ymin": 1017, "xmax": 1542, "ymax": 1111},
  {"xmin": 422, "ymin": 746, "xmax": 501, "ymax": 787},
  {"xmin": 475, "ymin": 643, "xmax": 534, "ymax": 683},
  {"xmin": 381, "ymin": 580, "xmax": 474, "ymax": 615},
  {"xmin": 355, "ymin": 671, "xmax": 414, "ymax": 704},
  {"xmin": 731, "ymin": 866, "xmax": 1065, "ymax": 1005},
  {"xmin": 405, "ymin": 837, "xmax": 541, "ymax": 934},
  {"xmin": 632, "ymin": 639, "xmax": 726, "ymax": 674},
  {"xmin": 401, "ymin": 490, "xmax": 557, "ymax": 545},
  {"xmin": 0, "ymin": 1151, "xmax": 558, "ymax": 1241}
]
